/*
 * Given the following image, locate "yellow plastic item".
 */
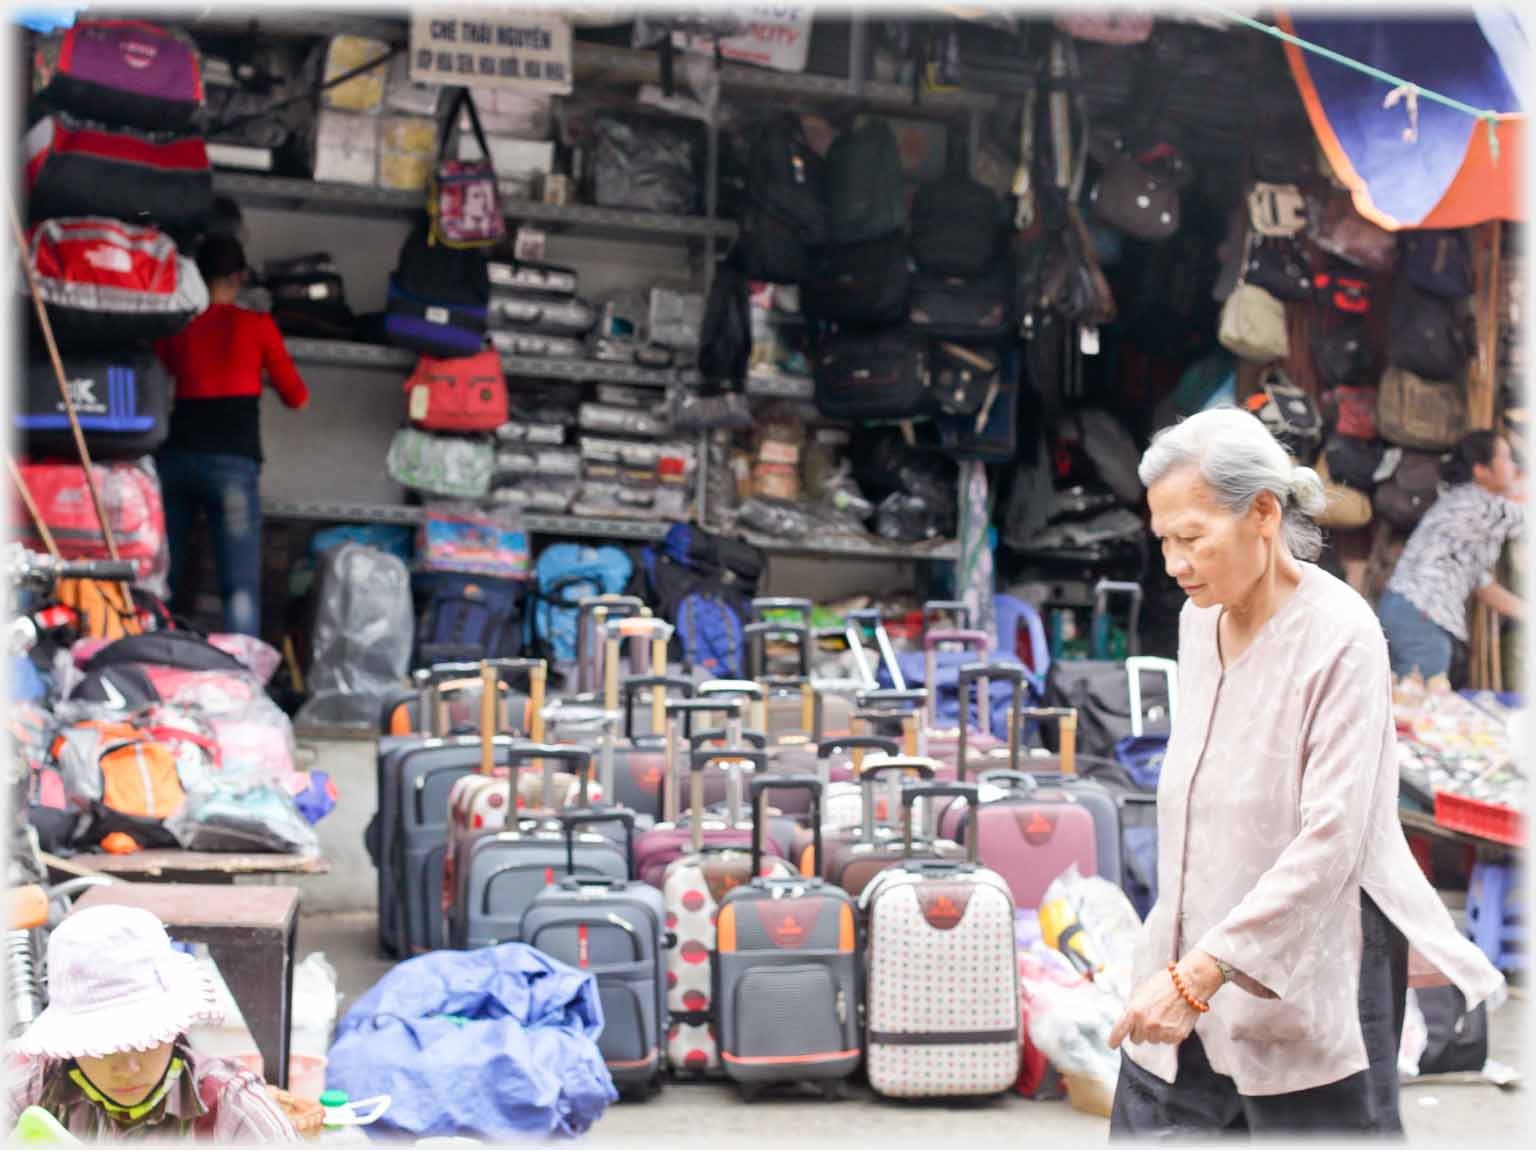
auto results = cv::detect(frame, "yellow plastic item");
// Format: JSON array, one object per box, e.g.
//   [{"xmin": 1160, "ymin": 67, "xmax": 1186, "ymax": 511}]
[
  {"xmin": 11, "ymin": 1106, "xmax": 80, "ymax": 1146},
  {"xmin": 322, "ymin": 37, "xmax": 390, "ymax": 113},
  {"xmin": 1038, "ymin": 896, "xmax": 1098, "ymax": 978}
]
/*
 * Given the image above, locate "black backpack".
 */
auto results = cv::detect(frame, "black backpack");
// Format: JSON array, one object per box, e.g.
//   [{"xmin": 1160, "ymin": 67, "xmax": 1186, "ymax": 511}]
[
  {"xmin": 1324, "ymin": 433, "xmax": 1385, "ymax": 492},
  {"xmin": 1390, "ymin": 283, "xmax": 1472, "ymax": 381},
  {"xmin": 741, "ymin": 113, "xmax": 828, "ymax": 284},
  {"xmin": 1314, "ymin": 318, "xmax": 1372, "ymax": 388},
  {"xmin": 910, "ymin": 170, "xmax": 1002, "ymax": 276},
  {"xmin": 1401, "ymin": 230, "xmax": 1473, "ymax": 299},
  {"xmin": 801, "ymin": 235, "xmax": 911, "ymax": 326},
  {"xmin": 698, "ymin": 259, "xmax": 751, "ymax": 386},
  {"xmin": 1373, "ymin": 448, "xmax": 1443, "ymax": 530},
  {"xmin": 1243, "ymin": 236, "xmax": 1314, "ymax": 302},
  {"xmin": 825, "ymin": 119, "xmax": 907, "ymax": 243}
]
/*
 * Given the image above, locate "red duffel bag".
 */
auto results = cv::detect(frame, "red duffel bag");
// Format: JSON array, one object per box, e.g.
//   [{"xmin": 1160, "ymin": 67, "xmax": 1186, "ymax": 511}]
[
  {"xmin": 14, "ymin": 459, "xmax": 166, "ymax": 584},
  {"xmin": 404, "ymin": 350, "xmax": 508, "ymax": 432}
]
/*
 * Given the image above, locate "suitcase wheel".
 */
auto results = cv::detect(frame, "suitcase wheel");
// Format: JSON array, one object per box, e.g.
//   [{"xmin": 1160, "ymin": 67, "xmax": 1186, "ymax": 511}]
[{"xmin": 737, "ymin": 1082, "xmax": 763, "ymax": 1103}]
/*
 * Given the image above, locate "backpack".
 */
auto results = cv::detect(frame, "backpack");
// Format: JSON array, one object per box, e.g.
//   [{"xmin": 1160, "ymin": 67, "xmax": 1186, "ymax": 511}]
[
  {"xmin": 1378, "ymin": 366, "xmax": 1467, "ymax": 451},
  {"xmin": 84, "ymin": 630, "xmax": 247, "ymax": 674},
  {"xmin": 413, "ymin": 571, "xmax": 523, "ymax": 666},
  {"xmin": 51, "ymin": 721, "xmax": 186, "ymax": 848},
  {"xmin": 55, "ymin": 577, "xmax": 144, "ymax": 641},
  {"xmin": 674, "ymin": 590, "xmax": 745, "ymax": 679},
  {"xmin": 741, "ymin": 113, "xmax": 827, "ymax": 283},
  {"xmin": 1218, "ymin": 282, "xmax": 1288, "ymax": 363},
  {"xmin": 385, "ymin": 223, "xmax": 490, "ymax": 358},
  {"xmin": 1314, "ymin": 319, "xmax": 1372, "ymax": 388},
  {"xmin": 1312, "ymin": 267, "xmax": 1374, "ymax": 316},
  {"xmin": 1246, "ymin": 370, "xmax": 1323, "ymax": 462},
  {"xmin": 1247, "ymin": 181, "xmax": 1308, "ymax": 237},
  {"xmin": 1401, "ymin": 230, "xmax": 1473, "ymax": 299},
  {"xmin": 1324, "ymin": 433, "xmax": 1386, "ymax": 492},
  {"xmin": 1373, "ymin": 448, "xmax": 1443, "ymax": 530},
  {"xmin": 825, "ymin": 118, "xmax": 906, "ymax": 243},
  {"xmin": 33, "ymin": 19, "xmax": 203, "ymax": 132},
  {"xmin": 910, "ymin": 170, "xmax": 1002, "ymax": 276},
  {"xmin": 698, "ymin": 259, "xmax": 751, "ymax": 386},
  {"xmin": 526, "ymin": 543, "xmax": 633, "ymax": 664},
  {"xmin": 1390, "ymin": 284, "xmax": 1473, "ymax": 381},
  {"xmin": 1243, "ymin": 236, "xmax": 1313, "ymax": 301},
  {"xmin": 386, "ymin": 427, "xmax": 494, "ymax": 499},
  {"xmin": 16, "ymin": 349, "xmax": 169, "ymax": 461}
]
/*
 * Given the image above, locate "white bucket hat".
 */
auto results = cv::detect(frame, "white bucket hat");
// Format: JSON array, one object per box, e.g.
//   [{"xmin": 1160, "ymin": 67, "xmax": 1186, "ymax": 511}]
[{"xmin": 10, "ymin": 905, "xmax": 223, "ymax": 1061}]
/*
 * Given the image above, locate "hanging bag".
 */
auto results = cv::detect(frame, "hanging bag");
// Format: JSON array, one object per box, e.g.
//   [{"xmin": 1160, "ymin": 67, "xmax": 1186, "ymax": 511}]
[
  {"xmin": 428, "ymin": 88, "xmax": 505, "ymax": 250},
  {"xmin": 404, "ymin": 351, "xmax": 508, "ymax": 433},
  {"xmin": 1218, "ymin": 280, "xmax": 1289, "ymax": 363}
]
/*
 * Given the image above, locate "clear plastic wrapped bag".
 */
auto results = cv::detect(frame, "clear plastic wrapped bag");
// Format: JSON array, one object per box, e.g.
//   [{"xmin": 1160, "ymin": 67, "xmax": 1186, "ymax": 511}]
[
  {"xmin": 167, "ymin": 778, "xmax": 320, "ymax": 855},
  {"xmin": 296, "ymin": 544, "xmax": 414, "ymax": 728},
  {"xmin": 875, "ymin": 493, "xmax": 941, "ymax": 542},
  {"xmin": 736, "ymin": 497, "xmax": 811, "ymax": 539}
]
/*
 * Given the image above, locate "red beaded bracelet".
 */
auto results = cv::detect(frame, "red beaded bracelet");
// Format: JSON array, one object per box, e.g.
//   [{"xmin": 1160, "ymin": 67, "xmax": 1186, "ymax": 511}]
[{"xmin": 1168, "ymin": 962, "xmax": 1211, "ymax": 1013}]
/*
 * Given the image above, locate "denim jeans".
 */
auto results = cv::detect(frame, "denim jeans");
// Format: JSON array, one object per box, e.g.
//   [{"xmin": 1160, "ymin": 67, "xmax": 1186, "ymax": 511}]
[
  {"xmin": 1377, "ymin": 590, "xmax": 1454, "ymax": 679},
  {"xmin": 157, "ymin": 448, "xmax": 262, "ymax": 636}
]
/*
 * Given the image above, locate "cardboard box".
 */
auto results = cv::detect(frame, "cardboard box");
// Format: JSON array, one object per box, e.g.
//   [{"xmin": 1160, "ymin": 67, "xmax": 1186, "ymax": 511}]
[{"xmin": 311, "ymin": 110, "xmax": 377, "ymax": 186}]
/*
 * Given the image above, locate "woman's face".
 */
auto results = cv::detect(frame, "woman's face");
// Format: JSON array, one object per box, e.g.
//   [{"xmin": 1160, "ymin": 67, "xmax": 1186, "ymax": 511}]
[
  {"xmin": 1474, "ymin": 437, "xmax": 1519, "ymax": 494},
  {"xmin": 1148, "ymin": 466, "xmax": 1277, "ymax": 611},
  {"xmin": 76, "ymin": 1042, "xmax": 175, "ymax": 1107}
]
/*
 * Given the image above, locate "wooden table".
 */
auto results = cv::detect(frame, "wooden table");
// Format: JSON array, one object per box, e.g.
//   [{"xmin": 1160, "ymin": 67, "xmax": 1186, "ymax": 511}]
[
  {"xmin": 44, "ymin": 849, "xmax": 329, "ymax": 884},
  {"xmin": 73, "ymin": 884, "xmax": 301, "ymax": 1088}
]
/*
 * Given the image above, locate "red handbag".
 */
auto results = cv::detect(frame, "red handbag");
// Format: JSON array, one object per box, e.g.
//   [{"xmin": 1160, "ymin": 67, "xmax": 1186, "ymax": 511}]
[
  {"xmin": 1333, "ymin": 385, "xmax": 1379, "ymax": 439},
  {"xmin": 404, "ymin": 350, "xmax": 508, "ymax": 432}
]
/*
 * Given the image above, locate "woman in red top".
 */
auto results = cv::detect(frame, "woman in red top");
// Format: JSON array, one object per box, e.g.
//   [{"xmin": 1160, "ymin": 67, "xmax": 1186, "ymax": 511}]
[{"xmin": 155, "ymin": 237, "xmax": 309, "ymax": 636}]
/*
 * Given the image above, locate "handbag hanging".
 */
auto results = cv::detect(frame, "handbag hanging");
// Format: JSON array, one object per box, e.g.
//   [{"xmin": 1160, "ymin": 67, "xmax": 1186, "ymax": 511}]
[{"xmin": 429, "ymin": 88, "xmax": 505, "ymax": 250}]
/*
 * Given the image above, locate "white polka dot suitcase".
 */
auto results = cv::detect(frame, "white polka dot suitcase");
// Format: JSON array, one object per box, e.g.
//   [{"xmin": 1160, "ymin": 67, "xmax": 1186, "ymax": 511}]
[{"xmin": 861, "ymin": 781, "xmax": 1021, "ymax": 1098}]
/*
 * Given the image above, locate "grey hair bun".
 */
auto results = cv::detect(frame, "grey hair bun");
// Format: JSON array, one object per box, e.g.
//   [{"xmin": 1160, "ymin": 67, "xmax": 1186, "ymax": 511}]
[{"xmin": 1288, "ymin": 465, "xmax": 1328, "ymax": 518}]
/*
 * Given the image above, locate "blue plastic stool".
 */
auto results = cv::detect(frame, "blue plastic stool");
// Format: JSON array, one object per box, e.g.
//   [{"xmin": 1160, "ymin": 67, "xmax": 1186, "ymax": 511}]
[{"xmin": 1465, "ymin": 860, "xmax": 1524, "ymax": 973}]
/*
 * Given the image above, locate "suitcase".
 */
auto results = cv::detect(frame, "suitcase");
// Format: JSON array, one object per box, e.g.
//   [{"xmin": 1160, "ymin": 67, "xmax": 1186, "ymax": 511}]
[
  {"xmin": 25, "ymin": 112, "xmax": 213, "ymax": 233},
  {"xmin": 376, "ymin": 661, "xmax": 535, "ymax": 738},
  {"xmin": 33, "ymin": 19, "xmax": 204, "ymax": 133},
  {"xmin": 1042, "ymin": 653, "xmax": 1178, "ymax": 761},
  {"xmin": 662, "ymin": 747, "xmax": 798, "ymax": 1077},
  {"xmin": 264, "ymin": 253, "xmax": 354, "ymax": 339},
  {"xmin": 522, "ymin": 811, "xmax": 667, "ymax": 1098},
  {"xmin": 577, "ymin": 594, "xmax": 651, "ymax": 700},
  {"xmin": 449, "ymin": 744, "xmax": 630, "ymax": 950},
  {"xmin": 604, "ymin": 675, "xmax": 693, "ymax": 822},
  {"xmin": 862, "ymin": 782, "xmax": 1021, "ymax": 1098},
  {"xmin": 16, "ymin": 350, "xmax": 168, "ymax": 460},
  {"xmin": 907, "ymin": 262, "xmax": 1012, "ymax": 340},
  {"xmin": 25, "ymin": 217, "xmax": 207, "ymax": 348},
  {"xmin": 821, "ymin": 758, "xmax": 966, "ymax": 898},
  {"xmin": 812, "ymin": 329, "xmax": 928, "ymax": 422},
  {"xmin": 921, "ymin": 633, "xmax": 1011, "ymax": 766},
  {"xmin": 716, "ymin": 775, "xmax": 862, "ymax": 1098}
]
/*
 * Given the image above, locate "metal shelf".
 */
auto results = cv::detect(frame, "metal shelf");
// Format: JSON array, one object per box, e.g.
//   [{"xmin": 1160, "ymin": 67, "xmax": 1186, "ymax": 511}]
[
  {"xmin": 284, "ymin": 337, "xmax": 698, "ymax": 387},
  {"xmin": 741, "ymin": 531, "xmax": 960, "ymax": 561},
  {"xmin": 212, "ymin": 173, "xmax": 736, "ymax": 242},
  {"xmin": 265, "ymin": 500, "xmax": 670, "ymax": 542},
  {"xmin": 745, "ymin": 372, "xmax": 814, "ymax": 401},
  {"xmin": 574, "ymin": 42, "xmax": 998, "ymax": 115}
]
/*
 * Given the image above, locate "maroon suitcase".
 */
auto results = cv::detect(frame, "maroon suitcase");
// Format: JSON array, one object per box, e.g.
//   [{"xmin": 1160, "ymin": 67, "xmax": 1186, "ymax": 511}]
[
  {"xmin": 821, "ymin": 758, "xmax": 965, "ymax": 897},
  {"xmin": 921, "ymin": 629, "xmax": 1007, "ymax": 764}
]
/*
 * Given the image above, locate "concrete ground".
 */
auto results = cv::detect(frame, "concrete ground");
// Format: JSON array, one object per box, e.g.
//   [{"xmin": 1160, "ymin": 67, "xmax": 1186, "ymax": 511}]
[{"xmin": 285, "ymin": 735, "xmax": 1526, "ymax": 1142}]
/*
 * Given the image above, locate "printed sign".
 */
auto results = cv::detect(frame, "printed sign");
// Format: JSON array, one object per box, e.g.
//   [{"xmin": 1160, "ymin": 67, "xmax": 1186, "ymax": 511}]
[
  {"xmin": 676, "ymin": 6, "xmax": 814, "ymax": 73},
  {"xmin": 409, "ymin": 10, "xmax": 573, "ymax": 94}
]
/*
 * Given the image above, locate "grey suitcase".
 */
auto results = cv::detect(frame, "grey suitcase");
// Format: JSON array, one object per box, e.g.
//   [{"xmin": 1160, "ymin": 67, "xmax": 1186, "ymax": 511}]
[
  {"xmin": 715, "ymin": 775, "xmax": 861, "ymax": 1100},
  {"xmin": 449, "ymin": 744, "xmax": 629, "ymax": 949},
  {"xmin": 522, "ymin": 809, "xmax": 667, "ymax": 1097}
]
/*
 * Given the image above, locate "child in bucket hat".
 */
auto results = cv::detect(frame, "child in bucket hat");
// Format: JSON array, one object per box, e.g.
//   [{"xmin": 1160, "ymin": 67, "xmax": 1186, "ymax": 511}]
[{"xmin": 4, "ymin": 905, "xmax": 297, "ymax": 1142}]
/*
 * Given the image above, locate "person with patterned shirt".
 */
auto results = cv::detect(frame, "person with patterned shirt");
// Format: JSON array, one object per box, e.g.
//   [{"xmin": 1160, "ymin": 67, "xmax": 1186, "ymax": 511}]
[
  {"xmin": 1378, "ymin": 431, "xmax": 1524, "ymax": 681},
  {"xmin": 4, "ymin": 906, "xmax": 297, "ymax": 1143}
]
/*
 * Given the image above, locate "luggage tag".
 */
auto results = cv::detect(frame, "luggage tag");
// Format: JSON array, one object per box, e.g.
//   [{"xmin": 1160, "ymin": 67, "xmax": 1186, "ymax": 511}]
[
  {"xmin": 1079, "ymin": 325, "xmax": 1100, "ymax": 356},
  {"xmin": 409, "ymin": 384, "xmax": 431, "ymax": 422}
]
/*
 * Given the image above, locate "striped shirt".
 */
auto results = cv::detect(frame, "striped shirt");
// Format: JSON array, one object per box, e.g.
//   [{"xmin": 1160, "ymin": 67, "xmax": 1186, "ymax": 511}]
[
  {"xmin": 3, "ymin": 1043, "xmax": 297, "ymax": 1142},
  {"xmin": 1386, "ymin": 483, "xmax": 1523, "ymax": 641}
]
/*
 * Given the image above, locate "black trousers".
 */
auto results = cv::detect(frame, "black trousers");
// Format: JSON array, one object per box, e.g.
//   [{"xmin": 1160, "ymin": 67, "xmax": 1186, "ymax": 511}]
[{"xmin": 1110, "ymin": 893, "xmax": 1410, "ymax": 1137}]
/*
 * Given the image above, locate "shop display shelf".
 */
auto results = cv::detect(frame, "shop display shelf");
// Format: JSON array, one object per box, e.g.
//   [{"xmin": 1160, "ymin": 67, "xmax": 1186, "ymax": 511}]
[
  {"xmin": 745, "ymin": 372, "xmax": 814, "ymax": 400},
  {"xmin": 212, "ymin": 173, "xmax": 737, "ymax": 242},
  {"xmin": 741, "ymin": 531, "xmax": 960, "ymax": 561},
  {"xmin": 283, "ymin": 337, "xmax": 699, "ymax": 387},
  {"xmin": 264, "ymin": 500, "xmax": 670, "ymax": 543}
]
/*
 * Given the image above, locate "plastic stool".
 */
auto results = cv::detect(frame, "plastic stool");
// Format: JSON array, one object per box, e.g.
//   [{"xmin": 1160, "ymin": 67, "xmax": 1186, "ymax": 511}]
[{"xmin": 1465, "ymin": 860, "xmax": 1524, "ymax": 973}]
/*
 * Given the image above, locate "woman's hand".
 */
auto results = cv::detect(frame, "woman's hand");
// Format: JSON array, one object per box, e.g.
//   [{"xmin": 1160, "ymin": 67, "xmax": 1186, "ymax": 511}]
[{"xmin": 1108, "ymin": 953, "xmax": 1224, "ymax": 1050}]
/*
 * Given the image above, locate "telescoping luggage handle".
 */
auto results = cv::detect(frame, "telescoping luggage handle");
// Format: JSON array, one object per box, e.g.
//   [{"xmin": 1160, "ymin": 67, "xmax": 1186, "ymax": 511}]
[
  {"xmin": 846, "ymin": 608, "xmax": 906, "ymax": 691},
  {"xmin": 742, "ymin": 620, "xmax": 816, "ymax": 728},
  {"xmin": 922, "ymin": 600, "xmax": 973, "ymax": 633},
  {"xmin": 902, "ymin": 783, "xmax": 981, "ymax": 862},
  {"xmin": 856, "ymin": 757, "xmax": 939, "ymax": 844},
  {"xmin": 1093, "ymin": 579, "xmax": 1142, "ymax": 659},
  {"xmin": 477, "ymin": 659, "xmax": 549, "ymax": 771},
  {"xmin": 1018, "ymin": 706, "xmax": 1078, "ymax": 776},
  {"xmin": 577, "ymin": 594, "xmax": 647, "ymax": 696},
  {"xmin": 955, "ymin": 661, "xmax": 1027, "ymax": 777},
  {"xmin": 690, "ymin": 748, "xmax": 769, "ymax": 854},
  {"xmin": 922, "ymin": 628, "xmax": 991, "ymax": 727},
  {"xmin": 620, "ymin": 675, "xmax": 695, "ymax": 743},
  {"xmin": 1126, "ymin": 655, "xmax": 1178, "ymax": 737},
  {"xmin": 556, "ymin": 808, "xmax": 636, "ymax": 880},
  {"xmin": 749, "ymin": 597, "xmax": 814, "ymax": 625},
  {"xmin": 490, "ymin": 741, "xmax": 594, "ymax": 813},
  {"xmin": 750, "ymin": 773, "xmax": 823, "ymax": 879},
  {"xmin": 854, "ymin": 687, "xmax": 928, "ymax": 756},
  {"xmin": 661, "ymin": 697, "xmax": 744, "ymax": 823},
  {"xmin": 412, "ymin": 658, "xmax": 546, "ymax": 741},
  {"xmin": 602, "ymin": 615, "xmax": 673, "ymax": 731}
]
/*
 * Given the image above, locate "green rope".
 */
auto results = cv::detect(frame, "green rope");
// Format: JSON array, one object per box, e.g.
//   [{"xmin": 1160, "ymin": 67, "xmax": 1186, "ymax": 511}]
[{"xmin": 1203, "ymin": 4, "xmax": 1506, "ymax": 162}]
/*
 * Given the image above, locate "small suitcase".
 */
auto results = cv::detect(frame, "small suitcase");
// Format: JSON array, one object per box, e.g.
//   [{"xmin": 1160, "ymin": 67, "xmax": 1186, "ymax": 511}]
[
  {"xmin": 921, "ymin": 637, "xmax": 1014, "ymax": 767},
  {"xmin": 862, "ymin": 782, "xmax": 1021, "ymax": 1099},
  {"xmin": 716, "ymin": 775, "xmax": 862, "ymax": 1099},
  {"xmin": 812, "ymin": 329, "xmax": 928, "ymax": 421},
  {"xmin": 521, "ymin": 810, "xmax": 666, "ymax": 1098},
  {"xmin": 821, "ymin": 757, "xmax": 966, "ymax": 898},
  {"xmin": 16, "ymin": 350, "xmax": 169, "ymax": 460},
  {"xmin": 663, "ymin": 748, "xmax": 798, "ymax": 1077},
  {"xmin": 449, "ymin": 743, "xmax": 630, "ymax": 950},
  {"xmin": 604, "ymin": 675, "xmax": 693, "ymax": 823}
]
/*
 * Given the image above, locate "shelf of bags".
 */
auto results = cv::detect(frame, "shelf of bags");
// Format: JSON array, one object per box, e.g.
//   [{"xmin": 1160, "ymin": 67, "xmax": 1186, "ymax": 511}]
[
  {"xmin": 282, "ymin": 337, "xmax": 699, "ymax": 387},
  {"xmin": 264, "ymin": 500, "xmax": 671, "ymax": 543},
  {"xmin": 154, "ymin": 11, "xmax": 410, "ymax": 42},
  {"xmin": 741, "ymin": 530, "xmax": 960, "ymax": 561},
  {"xmin": 210, "ymin": 172, "xmax": 738, "ymax": 242},
  {"xmin": 745, "ymin": 371, "xmax": 814, "ymax": 400},
  {"xmin": 572, "ymin": 42, "xmax": 998, "ymax": 115}
]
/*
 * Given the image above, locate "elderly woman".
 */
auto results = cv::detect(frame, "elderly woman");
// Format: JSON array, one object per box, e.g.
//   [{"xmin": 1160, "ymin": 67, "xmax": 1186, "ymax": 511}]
[{"xmin": 1108, "ymin": 408, "xmax": 1504, "ymax": 1136}]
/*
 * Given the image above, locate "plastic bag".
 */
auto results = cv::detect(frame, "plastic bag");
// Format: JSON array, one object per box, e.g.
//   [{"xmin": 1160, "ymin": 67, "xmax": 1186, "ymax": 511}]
[
  {"xmin": 206, "ymin": 634, "xmax": 282, "ymax": 685},
  {"xmin": 166, "ymin": 778, "xmax": 320, "ymax": 854},
  {"xmin": 590, "ymin": 111, "xmax": 703, "ymax": 216},
  {"xmin": 1039, "ymin": 865, "xmax": 1142, "ymax": 1004},
  {"xmin": 875, "ymin": 493, "xmax": 940, "ymax": 542},
  {"xmin": 736, "ymin": 497, "xmax": 811, "ymax": 539},
  {"xmin": 1017, "ymin": 941, "xmax": 1123, "ymax": 1085},
  {"xmin": 297, "ymin": 544, "xmax": 414, "ymax": 728},
  {"xmin": 291, "ymin": 952, "xmax": 341, "ymax": 1065}
]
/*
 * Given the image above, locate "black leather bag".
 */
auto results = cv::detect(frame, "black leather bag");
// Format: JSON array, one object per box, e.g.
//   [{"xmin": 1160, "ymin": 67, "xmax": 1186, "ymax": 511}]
[
  {"xmin": 741, "ymin": 113, "xmax": 828, "ymax": 284},
  {"xmin": 1314, "ymin": 318, "xmax": 1372, "ymax": 388},
  {"xmin": 910, "ymin": 171, "xmax": 1003, "ymax": 276},
  {"xmin": 1390, "ymin": 283, "xmax": 1473, "ymax": 381},
  {"xmin": 1401, "ymin": 230, "xmax": 1473, "ymax": 300},
  {"xmin": 1324, "ymin": 433, "xmax": 1385, "ymax": 492},
  {"xmin": 1244, "ymin": 236, "xmax": 1314, "ymax": 302},
  {"xmin": 812, "ymin": 330, "xmax": 928, "ymax": 421},
  {"xmin": 907, "ymin": 260, "xmax": 1012, "ymax": 340},
  {"xmin": 1373, "ymin": 448, "xmax": 1443, "ymax": 530},
  {"xmin": 801, "ymin": 235, "xmax": 910, "ymax": 326}
]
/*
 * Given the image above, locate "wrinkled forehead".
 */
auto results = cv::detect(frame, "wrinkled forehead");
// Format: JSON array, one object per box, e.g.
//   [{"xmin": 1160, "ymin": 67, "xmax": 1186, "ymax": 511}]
[{"xmin": 1146, "ymin": 465, "xmax": 1223, "ymax": 536}]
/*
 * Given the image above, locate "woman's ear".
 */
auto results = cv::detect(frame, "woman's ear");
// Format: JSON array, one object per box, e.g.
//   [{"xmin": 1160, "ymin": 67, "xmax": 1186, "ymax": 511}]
[{"xmin": 1252, "ymin": 489, "xmax": 1283, "ymax": 540}]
